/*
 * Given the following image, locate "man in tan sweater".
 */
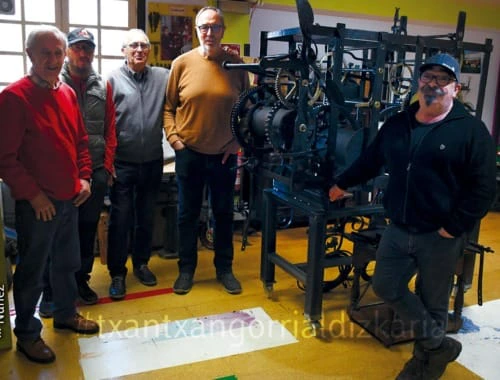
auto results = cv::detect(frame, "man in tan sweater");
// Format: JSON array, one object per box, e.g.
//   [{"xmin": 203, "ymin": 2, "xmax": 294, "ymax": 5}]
[{"xmin": 164, "ymin": 6, "xmax": 249, "ymax": 295}]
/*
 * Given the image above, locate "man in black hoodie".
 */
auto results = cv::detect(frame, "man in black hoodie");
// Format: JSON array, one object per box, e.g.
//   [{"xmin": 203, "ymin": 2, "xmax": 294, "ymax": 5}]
[{"xmin": 329, "ymin": 54, "xmax": 496, "ymax": 379}]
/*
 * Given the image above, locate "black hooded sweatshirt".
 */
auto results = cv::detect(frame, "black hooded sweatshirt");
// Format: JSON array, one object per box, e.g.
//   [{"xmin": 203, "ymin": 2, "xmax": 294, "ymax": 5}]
[{"xmin": 336, "ymin": 100, "xmax": 497, "ymax": 237}]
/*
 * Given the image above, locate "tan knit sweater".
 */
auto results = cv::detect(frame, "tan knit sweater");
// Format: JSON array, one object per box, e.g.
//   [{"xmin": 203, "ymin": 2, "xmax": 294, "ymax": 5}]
[{"xmin": 163, "ymin": 48, "xmax": 249, "ymax": 155}]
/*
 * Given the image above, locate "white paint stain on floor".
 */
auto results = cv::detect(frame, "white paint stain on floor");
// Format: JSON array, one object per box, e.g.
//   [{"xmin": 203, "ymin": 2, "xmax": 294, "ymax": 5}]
[
  {"xmin": 78, "ymin": 307, "xmax": 297, "ymax": 379},
  {"xmin": 455, "ymin": 299, "xmax": 500, "ymax": 380}
]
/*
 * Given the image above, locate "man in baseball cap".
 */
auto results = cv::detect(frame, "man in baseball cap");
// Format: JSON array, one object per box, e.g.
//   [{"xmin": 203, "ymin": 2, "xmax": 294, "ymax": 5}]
[
  {"xmin": 67, "ymin": 27, "xmax": 96, "ymax": 48},
  {"xmin": 329, "ymin": 48, "xmax": 496, "ymax": 380},
  {"xmin": 419, "ymin": 53, "xmax": 460, "ymax": 82}
]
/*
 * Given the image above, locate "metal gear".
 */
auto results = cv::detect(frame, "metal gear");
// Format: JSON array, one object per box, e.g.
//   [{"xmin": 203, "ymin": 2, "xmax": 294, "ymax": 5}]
[
  {"xmin": 388, "ymin": 62, "xmax": 413, "ymax": 97},
  {"xmin": 264, "ymin": 101, "xmax": 297, "ymax": 152},
  {"xmin": 274, "ymin": 68, "xmax": 322, "ymax": 110},
  {"xmin": 230, "ymin": 85, "xmax": 276, "ymax": 154}
]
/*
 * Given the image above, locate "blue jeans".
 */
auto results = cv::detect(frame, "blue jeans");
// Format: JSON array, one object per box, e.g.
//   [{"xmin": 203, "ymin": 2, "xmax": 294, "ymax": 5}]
[
  {"xmin": 372, "ymin": 224, "xmax": 463, "ymax": 349},
  {"xmin": 175, "ymin": 148, "xmax": 236, "ymax": 275},
  {"xmin": 14, "ymin": 199, "xmax": 80, "ymax": 341},
  {"xmin": 107, "ymin": 159, "xmax": 163, "ymax": 277},
  {"xmin": 76, "ymin": 167, "xmax": 109, "ymax": 283},
  {"xmin": 42, "ymin": 167, "xmax": 109, "ymax": 295}
]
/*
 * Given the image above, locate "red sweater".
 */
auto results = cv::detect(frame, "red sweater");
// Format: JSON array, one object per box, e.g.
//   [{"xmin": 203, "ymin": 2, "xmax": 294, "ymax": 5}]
[{"xmin": 0, "ymin": 77, "xmax": 92, "ymax": 201}]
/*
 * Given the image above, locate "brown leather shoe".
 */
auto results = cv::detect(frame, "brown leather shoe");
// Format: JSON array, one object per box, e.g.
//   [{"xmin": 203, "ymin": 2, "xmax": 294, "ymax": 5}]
[
  {"xmin": 17, "ymin": 337, "xmax": 56, "ymax": 364},
  {"xmin": 54, "ymin": 313, "xmax": 99, "ymax": 334}
]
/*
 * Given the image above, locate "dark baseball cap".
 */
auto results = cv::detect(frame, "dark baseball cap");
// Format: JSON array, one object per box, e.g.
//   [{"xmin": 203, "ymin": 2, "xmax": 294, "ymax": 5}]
[
  {"xmin": 67, "ymin": 28, "xmax": 95, "ymax": 48},
  {"xmin": 419, "ymin": 53, "xmax": 460, "ymax": 82}
]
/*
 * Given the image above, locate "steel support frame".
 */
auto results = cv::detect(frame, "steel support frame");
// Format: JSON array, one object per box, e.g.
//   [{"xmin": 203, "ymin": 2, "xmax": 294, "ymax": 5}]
[{"xmin": 260, "ymin": 187, "xmax": 384, "ymax": 327}]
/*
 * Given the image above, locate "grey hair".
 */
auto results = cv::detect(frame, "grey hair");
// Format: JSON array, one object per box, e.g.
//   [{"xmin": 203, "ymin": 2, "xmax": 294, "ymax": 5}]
[
  {"xmin": 122, "ymin": 28, "xmax": 149, "ymax": 48},
  {"xmin": 26, "ymin": 25, "xmax": 67, "ymax": 50},
  {"xmin": 195, "ymin": 6, "xmax": 224, "ymax": 27}
]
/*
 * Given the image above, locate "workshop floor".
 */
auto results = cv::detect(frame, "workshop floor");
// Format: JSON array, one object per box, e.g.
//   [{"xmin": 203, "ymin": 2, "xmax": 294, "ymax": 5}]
[{"xmin": 1, "ymin": 211, "xmax": 499, "ymax": 380}]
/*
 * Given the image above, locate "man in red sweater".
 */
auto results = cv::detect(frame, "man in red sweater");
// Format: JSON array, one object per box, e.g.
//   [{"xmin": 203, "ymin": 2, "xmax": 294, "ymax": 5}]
[
  {"xmin": 38, "ymin": 27, "xmax": 117, "ymax": 316},
  {"xmin": 0, "ymin": 25, "xmax": 99, "ymax": 364}
]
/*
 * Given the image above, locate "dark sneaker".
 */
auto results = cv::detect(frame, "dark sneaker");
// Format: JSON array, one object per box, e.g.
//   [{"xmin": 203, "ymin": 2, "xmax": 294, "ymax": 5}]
[
  {"xmin": 54, "ymin": 313, "xmax": 99, "ymax": 334},
  {"xmin": 77, "ymin": 281, "xmax": 99, "ymax": 305},
  {"xmin": 396, "ymin": 356, "xmax": 424, "ymax": 379},
  {"xmin": 17, "ymin": 337, "xmax": 56, "ymax": 363},
  {"xmin": 216, "ymin": 272, "xmax": 242, "ymax": 294},
  {"xmin": 396, "ymin": 342, "xmax": 425, "ymax": 379},
  {"xmin": 423, "ymin": 337, "xmax": 462, "ymax": 380},
  {"xmin": 133, "ymin": 265, "xmax": 157, "ymax": 286},
  {"xmin": 173, "ymin": 273, "xmax": 194, "ymax": 295},
  {"xmin": 109, "ymin": 276, "xmax": 126, "ymax": 300},
  {"xmin": 38, "ymin": 300, "xmax": 54, "ymax": 319}
]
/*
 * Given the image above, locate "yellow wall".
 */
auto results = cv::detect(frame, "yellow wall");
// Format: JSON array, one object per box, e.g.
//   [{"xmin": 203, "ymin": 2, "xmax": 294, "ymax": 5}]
[
  {"xmin": 147, "ymin": 0, "xmax": 499, "ymax": 55},
  {"xmin": 265, "ymin": 0, "xmax": 500, "ymax": 30},
  {"xmin": 206, "ymin": 0, "xmax": 250, "ymax": 53},
  {"xmin": 146, "ymin": 1, "xmax": 250, "ymax": 66},
  {"xmin": 222, "ymin": 13, "xmax": 250, "ymax": 54}
]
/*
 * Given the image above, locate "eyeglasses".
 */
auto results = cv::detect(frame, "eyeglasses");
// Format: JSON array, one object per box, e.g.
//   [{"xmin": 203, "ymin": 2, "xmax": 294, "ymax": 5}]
[
  {"xmin": 196, "ymin": 24, "xmax": 223, "ymax": 34},
  {"xmin": 127, "ymin": 42, "xmax": 150, "ymax": 50},
  {"xmin": 70, "ymin": 44, "xmax": 94, "ymax": 53},
  {"xmin": 420, "ymin": 72, "xmax": 455, "ymax": 86}
]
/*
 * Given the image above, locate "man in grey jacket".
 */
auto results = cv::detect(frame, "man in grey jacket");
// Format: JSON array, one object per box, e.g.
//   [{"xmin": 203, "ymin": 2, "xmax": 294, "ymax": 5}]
[{"xmin": 106, "ymin": 29, "xmax": 169, "ymax": 299}]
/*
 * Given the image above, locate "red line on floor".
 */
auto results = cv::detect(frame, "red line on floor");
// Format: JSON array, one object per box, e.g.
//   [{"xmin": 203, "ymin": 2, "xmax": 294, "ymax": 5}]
[
  {"xmin": 9, "ymin": 287, "xmax": 175, "ymax": 316},
  {"xmin": 96, "ymin": 287, "xmax": 175, "ymax": 304}
]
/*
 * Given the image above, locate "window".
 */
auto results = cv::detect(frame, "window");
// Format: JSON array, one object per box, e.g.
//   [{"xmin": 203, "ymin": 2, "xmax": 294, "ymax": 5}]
[{"xmin": 0, "ymin": 0, "xmax": 135, "ymax": 91}]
